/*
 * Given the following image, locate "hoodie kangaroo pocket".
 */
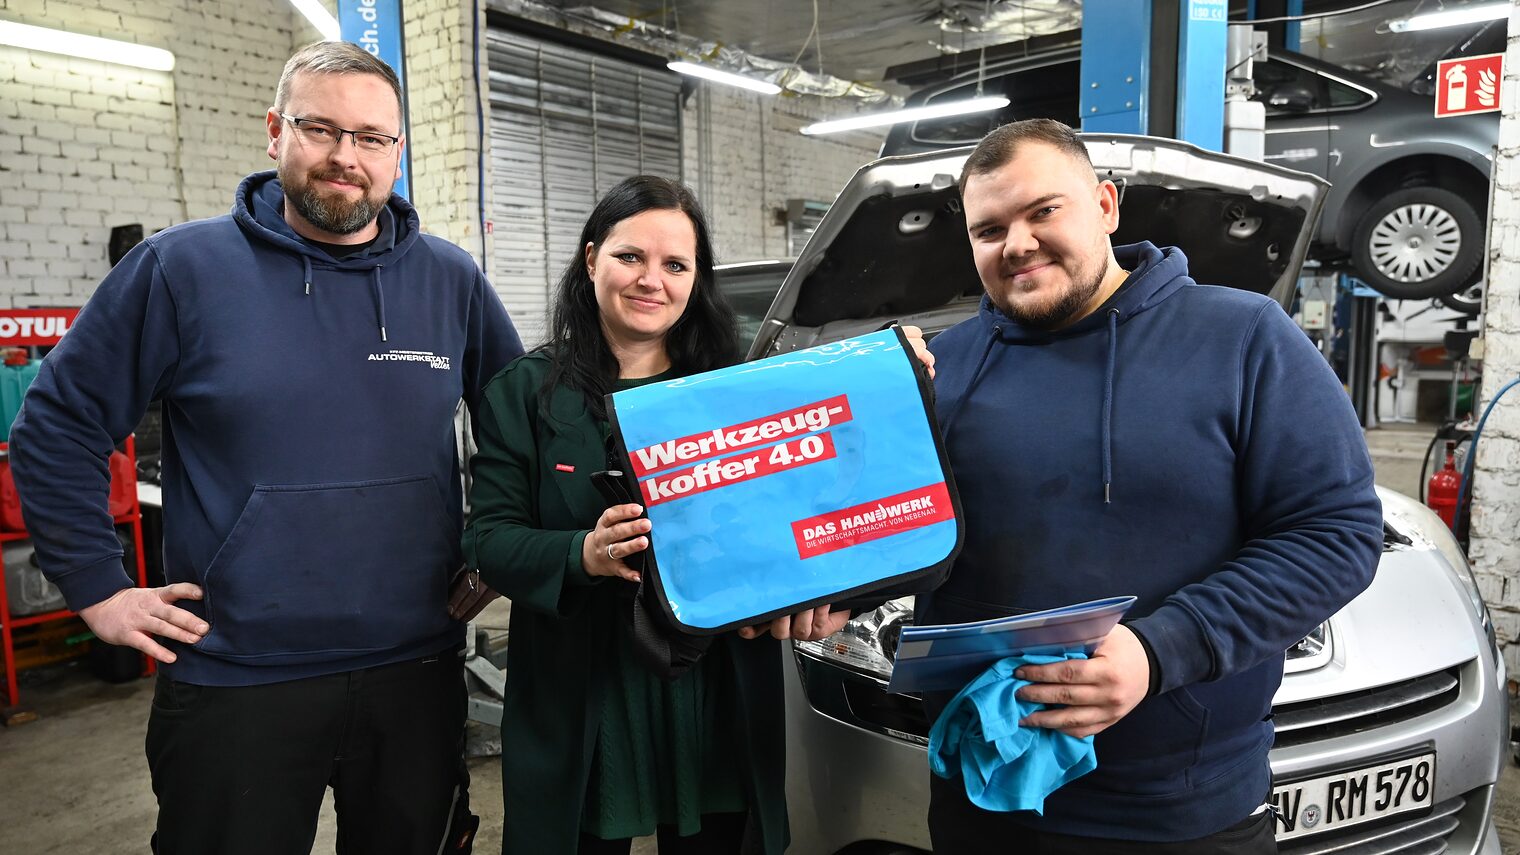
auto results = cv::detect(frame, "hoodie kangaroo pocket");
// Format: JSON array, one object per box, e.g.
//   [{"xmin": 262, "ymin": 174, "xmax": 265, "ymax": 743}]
[
  {"xmin": 196, "ymin": 475, "xmax": 459, "ymax": 663},
  {"xmin": 1080, "ymin": 683, "xmax": 1209, "ymax": 796}
]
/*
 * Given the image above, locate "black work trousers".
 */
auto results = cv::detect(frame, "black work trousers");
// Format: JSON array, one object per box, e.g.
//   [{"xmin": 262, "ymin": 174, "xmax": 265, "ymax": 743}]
[
  {"xmin": 930, "ymin": 775, "xmax": 1278, "ymax": 855},
  {"xmin": 145, "ymin": 648, "xmax": 470, "ymax": 855}
]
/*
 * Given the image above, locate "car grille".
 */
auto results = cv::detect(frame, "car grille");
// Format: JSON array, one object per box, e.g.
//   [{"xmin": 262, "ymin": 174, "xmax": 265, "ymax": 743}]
[
  {"xmin": 1272, "ymin": 667, "xmax": 1462, "ymax": 751},
  {"xmin": 1280, "ymin": 787, "xmax": 1486, "ymax": 854},
  {"xmin": 830, "ymin": 665, "xmax": 1464, "ymax": 751}
]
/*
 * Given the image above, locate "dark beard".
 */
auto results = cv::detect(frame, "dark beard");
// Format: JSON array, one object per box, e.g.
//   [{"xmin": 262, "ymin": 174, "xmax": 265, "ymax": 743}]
[
  {"xmin": 279, "ymin": 163, "xmax": 381, "ymax": 236},
  {"xmin": 999, "ymin": 260, "xmax": 1107, "ymax": 330}
]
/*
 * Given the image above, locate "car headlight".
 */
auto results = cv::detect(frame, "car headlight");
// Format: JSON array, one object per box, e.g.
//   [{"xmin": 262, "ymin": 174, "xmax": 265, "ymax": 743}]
[
  {"xmin": 793, "ymin": 597, "xmax": 914, "ymax": 683},
  {"xmin": 1284, "ymin": 622, "xmax": 1332, "ymax": 673}
]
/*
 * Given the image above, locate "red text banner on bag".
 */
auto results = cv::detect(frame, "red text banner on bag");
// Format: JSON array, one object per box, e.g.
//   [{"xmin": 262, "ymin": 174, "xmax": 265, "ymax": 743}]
[
  {"xmin": 0, "ymin": 309, "xmax": 79, "ymax": 345},
  {"xmin": 791, "ymin": 481, "xmax": 954, "ymax": 559},
  {"xmin": 628, "ymin": 394, "xmax": 853, "ymax": 477},
  {"xmin": 640, "ymin": 431, "xmax": 838, "ymax": 506}
]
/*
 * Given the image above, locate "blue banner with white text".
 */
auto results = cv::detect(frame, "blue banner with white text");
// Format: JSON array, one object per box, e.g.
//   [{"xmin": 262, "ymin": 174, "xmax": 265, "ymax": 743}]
[{"xmin": 339, "ymin": 0, "xmax": 411, "ymax": 200}]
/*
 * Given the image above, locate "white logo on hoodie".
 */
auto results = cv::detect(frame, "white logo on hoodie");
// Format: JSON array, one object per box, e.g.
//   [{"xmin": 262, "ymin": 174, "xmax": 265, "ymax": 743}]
[{"xmin": 368, "ymin": 349, "xmax": 451, "ymax": 370}]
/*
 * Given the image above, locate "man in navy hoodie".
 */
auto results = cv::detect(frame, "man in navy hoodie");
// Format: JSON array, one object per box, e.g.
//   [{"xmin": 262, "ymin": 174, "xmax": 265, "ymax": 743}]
[
  {"xmin": 922, "ymin": 119, "xmax": 1382, "ymax": 852},
  {"xmin": 10, "ymin": 42, "xmax": 523, "ymax": 854}
]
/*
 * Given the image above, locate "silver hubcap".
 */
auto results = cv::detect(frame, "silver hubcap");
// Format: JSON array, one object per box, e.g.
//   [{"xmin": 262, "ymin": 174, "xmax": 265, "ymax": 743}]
[{"xmin": 1368, "ymin": 203, "xmax": 1462, "ymax": 284}]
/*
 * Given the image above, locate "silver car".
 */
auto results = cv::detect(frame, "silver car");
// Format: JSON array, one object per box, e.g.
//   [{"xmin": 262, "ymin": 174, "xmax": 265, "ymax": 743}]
[{"xmin": 746, "ymin": 140, "xmax": 1507, "ymax": 854}]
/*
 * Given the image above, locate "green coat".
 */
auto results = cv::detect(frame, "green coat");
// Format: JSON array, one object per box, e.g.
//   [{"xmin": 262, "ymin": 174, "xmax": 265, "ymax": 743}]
[{"xmin": 465, "ymin": 352, "xmax": 789, "ymax": 855}]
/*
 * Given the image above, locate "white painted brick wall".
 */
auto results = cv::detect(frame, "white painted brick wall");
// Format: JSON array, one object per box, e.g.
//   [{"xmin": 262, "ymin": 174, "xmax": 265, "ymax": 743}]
[
  {"xmin": 681, "ymin": 85, "xmax": 884, "ymax": 262},
  {"xmin": 403, "ymin": 0, "xmax": 487, "ymax": 264},
  {"xmin": 2, "ymin": 0, "xmax": 882, "ymax": 324},
  {"xmin": 1467, "ymin": 7, "xmax": 1520, "ymax": 679},
  {"xmin": 0, "ymin": 0, "xmax": 299, "ymax": 307}
]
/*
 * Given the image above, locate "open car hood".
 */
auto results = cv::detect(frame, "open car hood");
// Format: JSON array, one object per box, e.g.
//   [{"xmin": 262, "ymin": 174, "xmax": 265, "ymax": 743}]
[{"xmin": 747, "ymin": 134, "xmax": 1328, "ymax": 359}]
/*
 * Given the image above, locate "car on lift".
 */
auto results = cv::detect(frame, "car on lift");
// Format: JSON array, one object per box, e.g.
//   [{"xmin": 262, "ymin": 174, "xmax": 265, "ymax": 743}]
[
  {"xmin": 877, "ymin": 23, "xmax": 1503, "ymax": 306},
  {"xmin": 745, "ymin": 138, "xmax": 1507, "ymax": 854}
]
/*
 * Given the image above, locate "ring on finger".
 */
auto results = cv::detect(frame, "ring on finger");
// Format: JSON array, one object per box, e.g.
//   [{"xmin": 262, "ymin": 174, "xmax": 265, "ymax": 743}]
[{"xmin": 606, "ymin": 543, "xmax": 616, "ymax": 561}]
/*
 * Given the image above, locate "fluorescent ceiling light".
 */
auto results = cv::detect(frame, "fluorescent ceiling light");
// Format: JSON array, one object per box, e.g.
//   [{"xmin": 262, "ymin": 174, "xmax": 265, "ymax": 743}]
[
  {"xmin": 800, "ymin": 96, "xmax": 1011, "ymax": 136},
  {"xmin": 667, "ymin": 61, "xmax": 782, "ymax": 95},
  {"xmin": 1388, "ymin": 2, "xmax": 1509, "ymax": 32},
  {"xmin": 0, "ymin": 20, "xmax": 175, "ymax": 71},
  {"xmin": 288, "ymin": 0, "xmax": 342, "ymax": 41}
]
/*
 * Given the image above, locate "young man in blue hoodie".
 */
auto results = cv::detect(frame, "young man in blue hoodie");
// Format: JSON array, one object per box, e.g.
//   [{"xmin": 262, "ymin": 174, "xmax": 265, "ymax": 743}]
[
  {"xmin": 10, "ymin": 42, "xmax": 523, "ymax": 854},
  {"xmin": 922, "ymin": 119, "xmax": 1382, "ymax": 852}
]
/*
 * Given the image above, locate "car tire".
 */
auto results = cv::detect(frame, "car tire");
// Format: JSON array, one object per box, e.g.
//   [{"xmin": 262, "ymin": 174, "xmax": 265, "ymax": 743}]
[
  {"xmin": 1440, "ymin": 281, "xmax": 1484, "ymax": 316},
  {"xmin": 1351, "ymin": 185, "xmax": 1482, "ymax": 300}
]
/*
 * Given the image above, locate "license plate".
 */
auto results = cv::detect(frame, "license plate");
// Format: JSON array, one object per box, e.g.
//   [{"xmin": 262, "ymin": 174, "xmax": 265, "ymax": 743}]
[{"xmin": 1271, "ymin": 753, "xmax": 1436, "ymax": 841}]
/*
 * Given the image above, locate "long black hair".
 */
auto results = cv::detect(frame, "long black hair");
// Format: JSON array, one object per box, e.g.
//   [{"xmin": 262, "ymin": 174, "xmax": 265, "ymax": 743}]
[{"xmin": 539, "ymin": 175, "xmax": 739, "ymax": 421}]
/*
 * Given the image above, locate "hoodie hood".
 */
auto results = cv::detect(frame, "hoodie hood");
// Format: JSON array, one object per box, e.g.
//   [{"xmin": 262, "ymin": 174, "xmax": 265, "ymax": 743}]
[
  {"xmin": 951, "ymin": 241, "xmax": 1191, "ymax": 503},
  {"xmin": 231, "ymin": 171, "xmax": 421, "ymax": 341}
]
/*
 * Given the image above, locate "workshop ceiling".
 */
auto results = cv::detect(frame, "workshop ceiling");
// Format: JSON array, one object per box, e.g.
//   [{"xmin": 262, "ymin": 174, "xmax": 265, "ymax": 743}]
[
  {"xmin": 540, "ymin": 0, "xmax": 1084, "ymax": 83},
  {"xmin": 533, "ymin": 0, "xmax": 1494, "ymax": 90}
]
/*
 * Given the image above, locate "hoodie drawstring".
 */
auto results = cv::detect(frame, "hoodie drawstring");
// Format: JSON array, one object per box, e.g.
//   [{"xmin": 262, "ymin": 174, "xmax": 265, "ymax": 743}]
[
  {"xmin": 302, "ymin": 258, "xmax": 388, "ymax": 343},
  {"xmin": 370, "ymin": 265, "xmax": 388, "ymax": 342},
  {"xmin": 941, "ymin": 326, "xmax": 1000, "ymax": 437},
  {"xmin": 1102, "ymin": 309, "xmax": 1118, "ymax": 504}
]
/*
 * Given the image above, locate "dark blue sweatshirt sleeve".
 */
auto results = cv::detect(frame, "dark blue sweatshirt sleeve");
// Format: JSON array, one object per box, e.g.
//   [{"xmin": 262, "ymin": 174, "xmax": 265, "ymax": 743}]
[
  {"xmin": 1127, "ymin": 303, "xmax": 1382, "ymax": 694},
  {"xmin": 10, "ymin": 240, "xmax": 181, "ymax": 611},
  {"xmin": 463, "ymin": 272, "xmax": 524, "ymax": 412}
]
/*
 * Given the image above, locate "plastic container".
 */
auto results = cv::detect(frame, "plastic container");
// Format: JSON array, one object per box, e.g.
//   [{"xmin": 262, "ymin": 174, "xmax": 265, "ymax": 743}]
[
  {"xmin": 4, "ymin": 539, "xmax": 65, "ymax": 617},
  {"xmin": 107, "ymin": 450, "xmax": 136, "ymax": 519},
  {"xmin": 0, "ymin": 352, "xmax": 41, "ymax": 442},
  {"xmin": 0, "ymin": 444, "xmax": 23, "ymax": 531},
  {"xmin": 0, "ymin": 443, "xmax": 136, "ymax": 530}
]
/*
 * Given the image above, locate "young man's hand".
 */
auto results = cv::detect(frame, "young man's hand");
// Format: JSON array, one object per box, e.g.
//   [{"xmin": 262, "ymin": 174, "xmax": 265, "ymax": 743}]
[{"xmin": 1014, "ymin": 624, "xmax": 1150, "ymax": 738}]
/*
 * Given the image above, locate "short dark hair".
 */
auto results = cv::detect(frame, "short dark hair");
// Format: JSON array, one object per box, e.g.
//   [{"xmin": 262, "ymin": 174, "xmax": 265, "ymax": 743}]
[
  {"xmin": 540, "ymin": 175, "xmax": 739, "ymax": 421},
  {"xmin": 275, "ymin": 41, "xmax": 404, "ymax": 127},
  {"xmin": 959, "ymin": 118, "xmax": 1094, "ymax": 195}
]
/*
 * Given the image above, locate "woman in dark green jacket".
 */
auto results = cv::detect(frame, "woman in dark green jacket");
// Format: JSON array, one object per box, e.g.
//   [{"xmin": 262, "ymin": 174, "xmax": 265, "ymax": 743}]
[{"xmin": 464, "ymin": 176, "xmax": 854, "ymax": 855}]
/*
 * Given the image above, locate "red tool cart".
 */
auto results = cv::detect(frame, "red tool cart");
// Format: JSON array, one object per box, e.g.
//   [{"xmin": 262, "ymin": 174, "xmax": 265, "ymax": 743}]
[{"xmin": 0, "ymin": 308, "xmax": 153, "ymax": 710}]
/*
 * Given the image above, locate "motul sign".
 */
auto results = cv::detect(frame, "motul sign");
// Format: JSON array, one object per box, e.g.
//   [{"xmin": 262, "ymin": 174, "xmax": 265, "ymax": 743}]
[
  {"xmin": 1435, "ymin": 53, "xmax": 1503, "ymax": 118},
  {"xmin": 0, "ymin": 309, "xmax": 80, "ymax": 345}
]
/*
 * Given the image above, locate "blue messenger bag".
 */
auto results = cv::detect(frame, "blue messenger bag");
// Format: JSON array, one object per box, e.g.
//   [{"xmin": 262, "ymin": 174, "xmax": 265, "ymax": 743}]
[{"xmin": 603, "ymin": 327, "xmax": 962, "ymax": 672}]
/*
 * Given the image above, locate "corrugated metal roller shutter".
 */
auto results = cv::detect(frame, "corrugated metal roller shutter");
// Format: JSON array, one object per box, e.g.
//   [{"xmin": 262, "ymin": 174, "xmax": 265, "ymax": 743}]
[{"xmin": 486, "ymin": 28, "xmax": 682, "ymax": 346}]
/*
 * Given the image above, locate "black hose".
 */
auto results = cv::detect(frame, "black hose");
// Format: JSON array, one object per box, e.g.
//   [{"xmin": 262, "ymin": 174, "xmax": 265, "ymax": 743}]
[{"xmin": 1418, "ymin": 430, "xmax": 1442, "ymax": 504}]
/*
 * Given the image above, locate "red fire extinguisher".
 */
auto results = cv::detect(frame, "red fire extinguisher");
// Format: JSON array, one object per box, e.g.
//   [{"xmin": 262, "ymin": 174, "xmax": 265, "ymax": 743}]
[{"xmin": 1427, "ymin": 441, "xmax": 1463, "ymax": 530}]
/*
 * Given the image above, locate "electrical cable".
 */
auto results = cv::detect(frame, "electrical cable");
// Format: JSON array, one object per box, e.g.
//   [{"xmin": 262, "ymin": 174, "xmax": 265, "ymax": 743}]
[
  {"xmin": 1230, "ymin": 0, "xmax": 1400, "ymax": 24},
  {"xmin": 784, "ymin": 0, "xmax": 821, "ymax": 86},
  {"xmin": 1453, "ymin": 375, "xmax": 1520, "ymax": 535}
]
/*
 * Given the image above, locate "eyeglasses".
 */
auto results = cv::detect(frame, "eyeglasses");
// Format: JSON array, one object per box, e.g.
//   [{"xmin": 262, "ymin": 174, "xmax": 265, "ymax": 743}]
[{"xmin": 278, "ymin": 113, "xmax": 400, "ymax": 156}]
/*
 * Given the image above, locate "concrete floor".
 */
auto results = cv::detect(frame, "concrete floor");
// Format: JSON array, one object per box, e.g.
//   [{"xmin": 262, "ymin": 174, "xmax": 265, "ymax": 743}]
[{"xmin": 0, "ymin": 423, "xmax": 1512, "ymax": 854}]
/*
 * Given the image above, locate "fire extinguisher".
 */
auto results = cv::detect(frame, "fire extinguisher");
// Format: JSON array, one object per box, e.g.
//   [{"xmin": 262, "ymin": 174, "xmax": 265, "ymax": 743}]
[{"xmin": 1427, "ymin": 441, "xmax": 1462, "ymax": 531}]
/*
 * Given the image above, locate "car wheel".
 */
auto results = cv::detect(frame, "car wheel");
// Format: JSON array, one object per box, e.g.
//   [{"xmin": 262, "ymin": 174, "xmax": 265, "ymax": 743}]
[
  {"xmin": 1440, "ymin": 281, "xmax": 1484, "ymax": 316},
  {"xmin": 1351, "ymin": 185, "xmax": 1482, "ymax": 300}
]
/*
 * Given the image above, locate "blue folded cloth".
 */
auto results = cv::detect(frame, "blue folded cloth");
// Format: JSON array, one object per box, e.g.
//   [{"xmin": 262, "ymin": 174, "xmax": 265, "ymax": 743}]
[{"xmin": 927, "ymin": 653, "xmax": 1098, "ymax": 813}]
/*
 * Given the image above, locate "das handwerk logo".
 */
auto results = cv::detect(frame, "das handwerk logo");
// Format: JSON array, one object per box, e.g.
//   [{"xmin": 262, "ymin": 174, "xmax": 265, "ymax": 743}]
[{"xmin": 367, "ymin": 349, "xmax": 451, "ymax": 370}]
